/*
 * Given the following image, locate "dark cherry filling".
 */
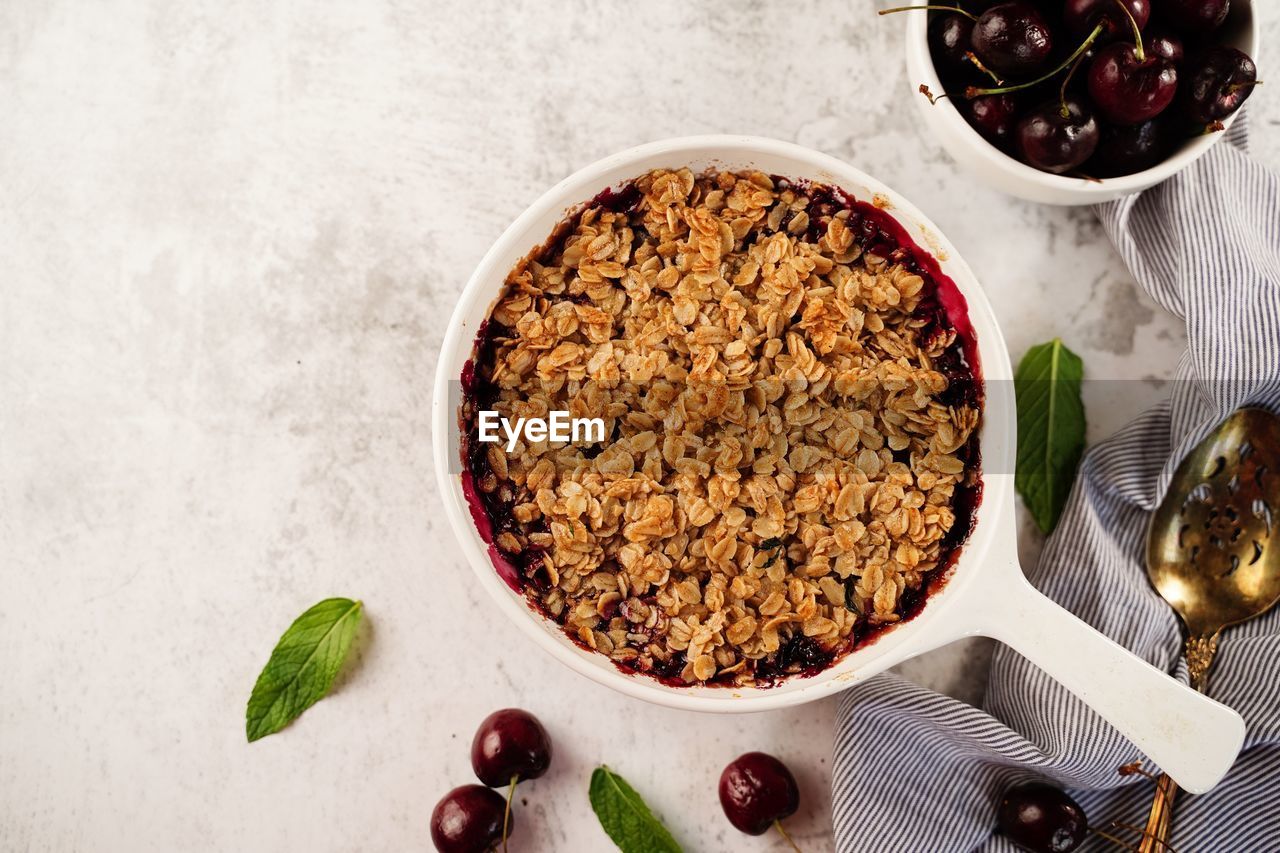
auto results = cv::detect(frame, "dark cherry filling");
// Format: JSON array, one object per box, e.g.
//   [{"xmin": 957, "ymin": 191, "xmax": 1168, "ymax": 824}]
[{"xmin": 460, "ymin": 175, "xmax": 983, "ymax": 687}]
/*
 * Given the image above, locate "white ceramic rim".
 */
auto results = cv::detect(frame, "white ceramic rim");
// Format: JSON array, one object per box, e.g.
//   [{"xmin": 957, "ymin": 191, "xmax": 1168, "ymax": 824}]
[
  {"xmin": 432, "ymin": 135, "xmax": 1016, "ymax": 712},
  {"xmin": 903, "ymin": 2, "xmax": 1260, "ymax": 202}
]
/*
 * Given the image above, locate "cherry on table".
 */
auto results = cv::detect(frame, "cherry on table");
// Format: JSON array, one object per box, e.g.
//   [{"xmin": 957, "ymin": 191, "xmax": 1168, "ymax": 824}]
[
  {"xmin": 1090, "ymin": 118, "xmax": 1168, "ymax": 176},
  {"xmin": 1087, "ymin": 42, "xmax": 1178, "ymax": 124},
  {"xmin": 1161, "ymin": 0, "xmax": 1231, "ymax": 34},
  {"xmin": 1064, "ymin": 0, "xmax": 1151, "ymax": 41},
  {"xmin": 719, "ymin": 752, "xmax": 801, "ymax": 839},
  {"xmin": 1182, "ymin": 45, "xmax": 1258, "ymax": 125},
  {"xmin": 1016, "ymin": 97, "xmax": 1100, "ymax": 173},
  {"xmin": 470, "ymin": 708, "xmax": 553, "ymax": 788},
  {"xmin": 431, "ymin": 784, "xmax": 509, "ymax": 853},
  {"xmin": 971, "ymin": 2, "xmax": 1055, "ymax": 77},
  {"xmin": 997, "ymin": 782, "xmax": 1088, "ymax": 853}
]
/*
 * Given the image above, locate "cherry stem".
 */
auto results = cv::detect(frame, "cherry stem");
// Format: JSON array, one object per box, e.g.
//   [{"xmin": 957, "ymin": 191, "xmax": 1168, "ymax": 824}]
[
  {"xmin": 1114, "ymin": 0, "xmax": 1144, "ymax": 62},
  {"xmin": 919, "ymin": 83, "xmax": 952, "ymax": 105},
  {"xmin": 1094, "ymin": 828, "xmax": 1139, "ymax": 851},
  {"xmin": 773, "ymin": 820, "xmax": 803, "ymax": 853},
  {"xmin": 1118, "ymin": 761, "xmax": 1158, "ymax": 781},
  {"xmin": 1111, "ymin": 819, "xmax": 1182, "ymax": 853},
  {"xmin": 965, "ymin": 50, "xmax": 1003, "ymax": 85},
  {"xmin": 1227, "ymin": 80, "xmax": 1263, "ymax": 94},
  {"xmin": 878, "ymin": 4, "xmax": 977, "ymax": 21},
  {"xmin": 965, "ymin": 23, "xmax": 1104, "ymax": 98},
  {"xmin": 1059, "ymin": 52, "xmax": 1088, "ymax": 116},
  {"xmin": 502, "ymin": 775, "xmax": 517, "ymax": 853}
]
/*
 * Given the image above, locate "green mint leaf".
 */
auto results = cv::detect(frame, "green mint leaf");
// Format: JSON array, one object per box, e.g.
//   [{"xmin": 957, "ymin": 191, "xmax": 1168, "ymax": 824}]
[
  {"xmin": 246, "ymin": 598, "xmax": 363, "ymax": 742},
  {"xmin": 1015, "ymin": 338, "xmax": 1086, "ymax": 534},
  {"xmin": 589, "ymin": 766, "xmax": 683, "ymax": 853}
]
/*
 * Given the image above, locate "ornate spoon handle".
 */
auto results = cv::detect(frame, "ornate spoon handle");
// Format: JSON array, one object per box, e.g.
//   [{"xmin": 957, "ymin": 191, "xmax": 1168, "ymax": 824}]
[
  {"xmin": 1137, "ymin": 634, "xmax": 1220, "ymax": 853},
  {"xmin": 1185, "ymin": 634, "xmax": 1219, "ymax": 693}
]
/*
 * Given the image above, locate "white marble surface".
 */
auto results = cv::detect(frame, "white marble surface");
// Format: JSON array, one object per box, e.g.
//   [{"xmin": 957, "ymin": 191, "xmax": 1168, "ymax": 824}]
[{"xmin": 2, "ymin": 2, "xmax": 1277, "ymax": 851}]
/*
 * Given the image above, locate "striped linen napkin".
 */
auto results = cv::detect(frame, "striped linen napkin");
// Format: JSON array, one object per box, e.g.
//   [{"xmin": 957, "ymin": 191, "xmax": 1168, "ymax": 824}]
[{"xmin": 832, "ymin": 121, "xmax": 1280, "ymax": 852}]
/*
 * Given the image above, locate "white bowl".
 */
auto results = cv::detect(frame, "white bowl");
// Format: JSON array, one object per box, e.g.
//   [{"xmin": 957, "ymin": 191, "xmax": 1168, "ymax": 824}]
[
  {"xmin": 432, "ymin": 137, "xmax": 1244, "ymax": 793},
  {"xmin": 903, "ymin": 2, "xmax": 1260, "ymax": 205},
  {"xmin": 434, "ymin": 136, "xmax": 1016, "ymax": 712}
]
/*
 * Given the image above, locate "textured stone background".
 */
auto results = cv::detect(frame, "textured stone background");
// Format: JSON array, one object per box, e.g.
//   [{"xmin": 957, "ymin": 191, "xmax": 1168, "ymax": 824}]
[{"xmin": 2, "ymin": 2, "xmax": 1276, "ymax": 851}]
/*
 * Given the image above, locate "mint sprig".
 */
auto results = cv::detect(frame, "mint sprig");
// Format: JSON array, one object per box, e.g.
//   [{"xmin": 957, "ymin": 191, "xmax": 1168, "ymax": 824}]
[
  {"xmin": 246, "ymin": 598, "xmax": 363, "ymax": 742},
  {"xmin": 1015, "ymin": 338, "xmax": 1086, "ymax": 534},
  {"xmin": 589, "ymin": 765, "xmax": 683, "ymax": 853}
]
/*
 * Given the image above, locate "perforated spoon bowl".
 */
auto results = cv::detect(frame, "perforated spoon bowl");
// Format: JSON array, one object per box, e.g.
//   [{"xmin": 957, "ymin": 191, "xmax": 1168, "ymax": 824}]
[{"xmin": 1139, "ymin": 407, "xmax": 1280, "ymax": 850}]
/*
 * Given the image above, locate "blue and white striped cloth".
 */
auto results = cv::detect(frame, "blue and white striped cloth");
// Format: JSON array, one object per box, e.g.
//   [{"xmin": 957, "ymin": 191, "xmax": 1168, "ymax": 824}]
[{"xmin": 833, "ymin": 122, "xmax": 1280, "ymax": 852}]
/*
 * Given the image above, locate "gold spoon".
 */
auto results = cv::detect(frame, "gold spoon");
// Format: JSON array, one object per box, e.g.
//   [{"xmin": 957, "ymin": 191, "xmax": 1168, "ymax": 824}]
[{"xmin": 1137, "ymin": 407, "xmax": 1280, "ymax": 852}]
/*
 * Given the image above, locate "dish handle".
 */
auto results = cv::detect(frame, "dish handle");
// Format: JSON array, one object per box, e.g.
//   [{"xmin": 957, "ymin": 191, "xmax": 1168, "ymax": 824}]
[{"xmin": 946, "ymin": 550, "xmax": 1246, "ymax": 794}]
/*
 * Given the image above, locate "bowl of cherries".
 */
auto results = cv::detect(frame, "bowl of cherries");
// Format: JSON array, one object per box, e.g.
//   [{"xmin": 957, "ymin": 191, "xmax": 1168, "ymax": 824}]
[{"xmin": 895, "ymin": 0, "xmax": 1260, "ymax": 204}]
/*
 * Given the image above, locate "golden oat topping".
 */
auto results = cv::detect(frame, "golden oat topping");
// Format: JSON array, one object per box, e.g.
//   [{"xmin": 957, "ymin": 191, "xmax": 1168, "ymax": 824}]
[{"xmin": 462, "ymin": 168, "xmax": 981, "ymax": 687}]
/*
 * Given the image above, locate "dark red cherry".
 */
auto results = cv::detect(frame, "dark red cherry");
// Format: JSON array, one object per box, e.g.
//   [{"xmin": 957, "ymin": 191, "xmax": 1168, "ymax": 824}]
[
  {"xmin": 1183, "ymin": 45, "xmax": 1257, "ymax": 124},
  {"xmin": 997, "ymin": 782, "xmax": 1088, "ymax": 853},
  {"xmin": 971, "ymin": 2, "xmax": 1054, "ymax": 77},
  {"xmin": 1064, "ymin": 0, "xmax": 1150, "ymax": 41},
  {"xmin": 719, "ymin": 752, "xmax": 800, "ymax": 836},
  {"xmin": 1087, "ymin": 42, "xmax": 1178, "ymax": 124},
  {"xmin": 1144, "ymin": 27, "xmax": 1184, "ymax": 64},
  {"xmin": 470, "ymin": 708, "xmax": 552, "ymax": 787},
  {"xmin": 431, "ymin": 785, "xmax": 509, "ymax": 853},
  {"xmin": 930, "ymin": 12, "xmax": 983, "ymax": 82},
  {"xmin": 1016, "ymin": 98, "xmax": 1100, "ymax": 173},
  {"xmin": 967, "ymin": 93, "xmax": 1021, "ymax": 150},
  {"xmin": 1090, "ymin": 119, "xmax": 1168, "ymax": 176},
  {"xmin": 1161, "ymin": 0, "xmax": 1230, "ymax": 34}
]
